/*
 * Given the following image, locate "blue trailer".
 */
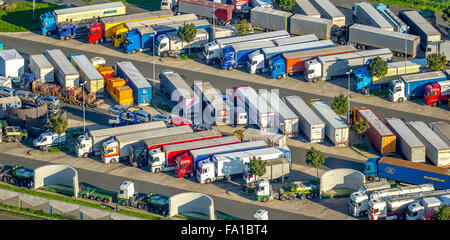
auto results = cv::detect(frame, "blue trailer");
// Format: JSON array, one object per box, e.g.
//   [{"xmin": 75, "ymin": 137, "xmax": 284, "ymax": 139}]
[
  {"xmin": 221, "ymin": 41, "xmax": 276, "ymax": 70},
  {"xmin": 114, "ymin": 61, "xmax": 152, "ymax": 106},
  {"xmin": 389, "ymin": 71, "xmax": 448, "ymax": 102},
  {"xmin": 364, "ymin": 157, "xmax": 449, "ymax": 189}
]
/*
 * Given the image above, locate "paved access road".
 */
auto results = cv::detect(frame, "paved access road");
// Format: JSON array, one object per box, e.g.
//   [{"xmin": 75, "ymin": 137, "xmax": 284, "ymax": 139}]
[{"xmin": 0, "ymin": 212, "xmax": 29, "ymax": 220}]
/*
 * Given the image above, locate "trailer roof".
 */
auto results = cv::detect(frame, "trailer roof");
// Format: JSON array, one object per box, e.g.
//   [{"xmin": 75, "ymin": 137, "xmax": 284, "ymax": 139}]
[
  {"xmin": 251, "ymin": 6, "xmax": 294, "ymax": 18},
  {"xmin": 161, "ymin": 71, "xmax": 198, "ymax": 100},
  {"xmin": 44, "ymin": 49, "xmax": 78, "ymax": 76},
  {"xmin": 384, "ymin": 118, "xmax": 424, "ymax": 148},
  {"xmin": 0, "ymin": 49, "xmax": 23, "ymax": 61},
  {"xmin": 125, "ymin": 14, "xmax": 198, "ymax": 30},
  {"xmin": 215, "ymin": 30, "xmax": 290, "ymax": 46},
  {"xmin": 88, "ymin": 121, "xmax": 168, "ymax": 138},
  {"xmin": 358, "ymin": 108, "xmax": 394, "ymax": 136},
  {"xmin": 101, "ymin": 10, "xmax": 173, "ymax": 24},
  {"xmin": 400, "ymin": 11, "xmax": 441, "ymax": 37},
  {"xmin": 273, "ymin": 34, "xmax": 319, "ymax": 46},
  {"xmin": 214, "ymin": 146, "xmax": 286, "ymax": 161},
  {"xmin": 310, "ymin": 100, "xmax": 348, "ymax": 129},
  {"xmin": 280, "ymin": 40, "xmax": 336, "ymax": 59},
  {"xmin": 144, "ymin": 130, "xmax": 221, "ymax": 147},
  {"xmin": 290, "ymin": 13, "xmax": 330, "ymax": 24},
  {"xmin": 282, "ymin": 45, "xmax": 355, "ymax": 59},
  {"xmin": 164, "ymin": 135, "xmax": 239, "ymax": 152},
  {"xmin": 193, "ymin": 81, "xmax": 229, "ymax": 112},
  {"xmin": 115, "ymin": 125, "xmax": 195, "ymax": 144},
  {"xmin": 230, "ymin": 40, "xmax": 276, "ymax": 51},
  {"xmin": 283, "ymin": 95, "xmax": 324, "ymax": 126},
  {"xmin": 310, "ymin": 0, "xmax": 345, "ymax": 18},
  {"xmin": 30, "ymin": 54, "xmax": 53, "ymax": 69},
  {"xmin": 407, "ymin": 121, "xmax": 449, "ymax": 150},
  {"xmin": 357, "ymin": 2, "xmax": 393, "ymax": 29},
  {"xmin": 179, "ymin": 0, "xmax": 234, "ymax": 9},
  {"xmin": 155, "ymin": 19, "xmax": 210, "ymax": 33},
  {"xmin": 260, "ymin": 91, "xmax": 298, "ymax": 120},
  {"xmin": 387, "ymin": 58, "xmax": 427, "ymax": 69},
  {"xmin": 71, "ymin": 54, "xmax": 103, "ymax": 81},
  {"xmin": 190, "ymin": 141, "xmax": 267, "ymax": 159},
  {"xmin": 54, "ymin": 2, "xmax": 125, "ymax": 15},
  {"xmin": 400, "ymin": 71, "xmax": 447, "ymax": 83},
  {"xmin": 318, "ymin": 48, "xmax": 392, "ymax": 62},
  {"xmin": 115, "ymin": 61, "xmax": 150, "ymax": 89},
  {"xmin": 430, "ymin": 122, "xmax": 450, "ymax": 142},
  {"xmin": 379, "ymin": 157, "xmax": 449, "ymax": 175},
  {"xmin": 350, "ymin": 24, "xmax": 419, "ymax": 41},
  {"xmin": 294, "ymin": 0, "xmax": 321, "ymax": 16}
]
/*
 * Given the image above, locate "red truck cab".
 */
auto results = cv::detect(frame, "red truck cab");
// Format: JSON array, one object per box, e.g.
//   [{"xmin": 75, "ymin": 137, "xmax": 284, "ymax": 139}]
[
  {"xmin": 88, "ymin": 21, "xmax": 103, "ymax": 44},
  {"xmin": 424, "ymin": 80, "xmax": 450, "ymax": 107},
  {"xmin": 175, "ymin": 153, "xmax": 194, "ymax": 178}
]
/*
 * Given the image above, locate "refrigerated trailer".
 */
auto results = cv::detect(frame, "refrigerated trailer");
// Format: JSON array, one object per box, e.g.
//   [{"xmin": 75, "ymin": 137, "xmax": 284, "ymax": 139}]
[
  {"xmin": 70, "ymin": 54, "xmax": 104, "ymax": 97},
  {"xmin": 399, "ymin": 10, "xmax": 441, "ymax": 49},
  {"xmin": 309, "ymin": 100, "xmax": 349, "ymax": 146},
  {"xmin": 44, "ymin": 49, "xmax": 79, "ymax": 88},
  {"xmin": 29, "ymin": 54, "xmax": 54, "ymax": 83},
  {"xmin": 384, "ymin": 117, "xmax": 426, "ymax": 163},
  {"xmin": 309, "ymin": 0, "xmax": 345, "ymax": 28},
  {"xmin": 283, "ymin": 95, "xmax": 325, "ymax": 143},
  {"xmin": 193, "ymin": 81, "xmax": 230, "ymax": 126},
  {"xmin": 353, "ymin": 2, "xmax": 394, "ymax": 31},
  {"xmin": 428, "ymin": 122, "xmax": 450, "ymax": 146},
  {"xmin": 292, "ymin": 0, "xmax": 321, "ymax": 18},
  {"xmin": 273, "ymin": 34, "xmax": 319, "ymax": 46},
  {"xmin": 221, "ymin": 40, "xmax": 276, "ymax": 70}
]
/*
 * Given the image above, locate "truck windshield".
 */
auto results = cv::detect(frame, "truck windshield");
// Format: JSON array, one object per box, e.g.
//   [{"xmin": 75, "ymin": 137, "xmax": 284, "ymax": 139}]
[{"xmin": 389, "ymin": 81, "xmax": 396, "ymax": 92}]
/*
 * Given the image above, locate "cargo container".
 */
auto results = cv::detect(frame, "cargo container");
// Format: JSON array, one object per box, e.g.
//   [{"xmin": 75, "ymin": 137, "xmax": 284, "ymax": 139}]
[
  {"xmin": 178, "ymin": 0, "xmax": 234, "ymax": 25},
  {"xmin": 347, "ymin": 24, "xmax": 421, "ymax": 58},
  {"xmin": 105, "ymin": 78, "xmax": 133, "ymax": 105},
  {"xmin": 305, "ymin": 48, "xmax": 393, "ymax": 82},
  {"xmin": 250, "ymin": 7, "xmax": 293, "ymax": 31},
  {"xmin": 193, "ymin": 81, "xmax": 230, "ymax": 126},
  {"xmin": 385, "ymin": 117, "xmax": 426, "ymax": 163},
  {"xmin": 259, "ymin": 90, "xmax": 299, "ymax": 137},
  {"xmin": 309, "ymin": 0, "xmax": 345, "ymax": 27},
  {"xmin": 292, "ymin": 0, "xmax": 321, "ymax": 17},
  {"xmin": 283, "ymin": 95, "xmax": 324, "ymax": 143},
  {"xmin": 399, "ymin": 10, "xmax": 441, "ymax": 49},
  {"xmin": 44, "ymin": 49, "xmax": 79, "ymax": 88},
  {"xmin": 353, "ymin": 107, "xmax": 396, "ymax": 154},
  {"xmin": 235, "ymin": 128, "xmax": 287, "ymax": 147},
  {"xmin": 97, "ymin": 66, "xmax": 115, "ymax": 80},
  {"xmin": 28, "ymin": 54, "xmax": 54, "ymax": 83},
  {"xmin": 221, "ymin": 41, "xmax": 276, "ymax": 70},
  {"xmin": 0, "ymin": 49, "xmax": 24, "ymax": 78},
  {"xmin": 70, "ymin": 54, "xmax": 104, "ymax": 97},
  {"xmin": 426, "ymin": 41, "xmax": 450, "ymax": 65},
  {"xmin": 160, "ymin": 70, "xmax": 200, "ymax": 117},
  {"xmin": 428, "ymin": 122, "xmax": 450, "ymax": 146},
  {"xmin": 289, "ymin": 14, "xmax": 332, "ymax": 40},
  {"xmin": 309, "ymin": 100, "xmax": 349, "ymax": 146},
  {"xmin": 270, "ymin": 44, "xmax": 358, "ymax": 79},
  {"xmin": 155, "ymin": 28, "xmax": 209, "ymax": 57},
  {"xmin": 353, "ymin": 2, "xmax": 394, "ymax": 31},
  {"xmin": 407, "ymin": 121, "xmax": 450, "ymax": 167},
  {"xmin": 101, "ymin": 126, "xmax": 193, "ymax": 164},
  {"xmin": 374, "ymin": 3, "xmax": 409, "ymax": 33},
  {"xmin": 364, "ymin": 157, "xmax": 450, "ymax": 189},
  {"xmin": 114, "ymin": 61, "xmax": 152, "ymax": 106}
]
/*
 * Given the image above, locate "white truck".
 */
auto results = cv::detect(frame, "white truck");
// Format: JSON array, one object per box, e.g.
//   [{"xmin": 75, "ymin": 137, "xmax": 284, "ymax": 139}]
[
  {"xmin": 75, "ymin": 121, "xmax": 167, "ymax": 158},
  {"xmin": 406, "ymin": 194, "xmax": 450, "ymax": 220},
  {"xmin": 196, "ymin": 146, "xmax": 291, "ymax": 184},
  {"xmin": 44, "ymin": 49, "xmax": 79, "ymax": 88},
  {"xmin": 33, "ymin": 132, "xmax": 66, "ymax": 150},
  {"xmin": 155, "ymin": 28, "xmax": 209, "ymax": 57},
  {"xmin": 243, "ymin": 157, "xmax": 290, "ymax": 184},
  {"xmin": 283, "ymin": 95, "xmax": 324, "ymax": 143},
  {"xmin": 29, "ymin": 54, "xmax": 54, "ymax": 83},
  {"xmin": 428, "ymin": 122, "xmax": 450, "ymax": 146}
]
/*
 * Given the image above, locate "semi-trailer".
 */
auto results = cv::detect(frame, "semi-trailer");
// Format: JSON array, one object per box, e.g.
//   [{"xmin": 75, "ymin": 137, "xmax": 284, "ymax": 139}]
[
  {"xmin": 428, "ymin": 122, "xmax": 450, "ymax": 146},
  {"xmin": 70, "ymin": 54, "xmax": 104, "ymax": 97},
  {"xmin": 270, "ymin": 44, "xmax": 357, "ymax": 80},
  {"xmin": 283, "ymin": 95, "xmax": 325, "ymax": 143},
  {"xmin": 177, "ymin": 0, "xmax": 234, "ymax": 25},
  {"xmin": 114, "ymin": 61, "xmax": 152, "ymax": 106},
  {"xmin": 289, "ymin": 15, "xmax": 332, "ymax": 40},
  {"xmin": 352, "ymin": 2, "xmax": 394, "ymax": 31},
  {"xmin": 160, "ymin": 70, "xmax": 200, "ymax": 117},
  {"xmin": 75, "ymin": 121, "xmax": 169, "ymax": 158},
  {"xmin": 399, "ymin": 10, "xmax": 441, "ymax": 49},
  {"xmin": 44, "ymin": 49, "xmax": 79, "ymax": 88},
  {"xmin": 39, "ymin": 2, "xmax": 126, "ymax": 36},
  {"xmin": 309, "ymin": 0, "xmax": 345, "ymax": 28},
  {"xmin": 203, "ymin": 30, "xmax": 290, "ymax": 65},
  {"xmin": 406, "ymin": 193, "xmax": 450, "ymax": 220},
  {"xmin": 243, "ymin": 158, "xmax": 290, "ymax": 184},
  {"xmin": 384, "ymin": 117, "xmax": 426, "ymax": 163},
  {"xmin": 389, "ymin": 71, "xmax": 448, "ymax": 103},
  {"xmin": 117, "ymin": 181, "xmax": 170, "ymax": 215},
  {"xmin": 353, "ymin": 107, "xmax": 396, "ymax": 154},
  {"xmin": 424, "ymin": 79, "xmax": 450, "ymax": 107},
  {"xmin": 234, "ymin": 128, "xmax": 287, "ymax": 147},
  {"xmin": 250, "ymin": 7, "xmax": 293, "ymax": 31},
  {"xmin": 230, "ymin": 0, "xmax": 252, "ymax": 18},
  {"xmin": 250, "ymin": 0, "xmax": 273, "ymax": 9},
  {"xmin": 193, "ymin": 81, "xmax": 230, "ymax": 126},
  {"xmin": 155, "ymin": 28, "xmax": 210, "ymax": 57},
  {"xmin": 273, "ymin": 35, "xmax": 319, "ymax": 46},
  {"xmin": 348, "ymin": 180, "xmax": 393, "ymax": 217},
  {"xmin": 105, "ymin": 77, "xmax": 134, "ymax": 105},
  {"xmin": 363, "ymin": 156, "xmax": 450, "ymax": 189},
  {"xmin": 259, "ymin": 90, "xmax": 299, "ymax": 137},
  {"xmin": 28, "ymin": 54, "xmax": 54, "ymax": 83},
  {"xmin": 425, "ymin": 41, "xmax": 450, "ymax": 65},
  {"xmin": 248, "ymin": 39, "xmax": 336, "ymax": 75},
  {"xmin": 221, "ymin": 41, "xmax": 276, "ymax": 70},
  {"xmin": 407, "ymin": 121, "xmax": 450, "ymax": 167},
  {"xmin": 292, "ymin": 0, "xmax": 321, "ymax": 18},
  {"xmin": 305, "ymin": 48, "xmax": 393, "ymax": 82},
  {"xmin": 374, "ymin": 3, "xmax": 408, "ymax": 33},
  {"xmin": 308, "ymin": 99, "xmax": 349, "ymax": 147}
]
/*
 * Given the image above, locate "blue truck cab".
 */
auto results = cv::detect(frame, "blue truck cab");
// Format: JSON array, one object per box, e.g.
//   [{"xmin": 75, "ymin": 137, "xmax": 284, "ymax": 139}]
[
  {"xmin": 40, "ymin": 12, "xmax": 57, "ymax": 35},
  {"xmin": 268, "ymin": 55, "xmax": 285, "ymax": 79},
  {"xmin": 363, "ymin": 157, "xmax": 379, "ymax": 178},
  {"xmin": 124, "ymin": 28, "xmax": 158, "ymax": 54},
  {"xmin": 221, "ymin": 46, "xmax": 236, "ymax": 70}
]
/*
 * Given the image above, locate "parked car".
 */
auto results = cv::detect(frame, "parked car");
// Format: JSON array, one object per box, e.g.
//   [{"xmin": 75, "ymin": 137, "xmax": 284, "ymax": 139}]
[
  {"xmin": 151, "ymin": 113, "xmax": 172, "ymax": 123},
  {"xmin": 171, "ymin": 116, "xmax": 192, "ymax": 126},
  {"xmin": 108, "ymin": 105, "xmax": 128, "ymax": 115},
  {"xmin": 191, "ymin": 123, "xmax": 213, "ymax": 132},
  {"xmin": 133, "ymin": 109, "xmax": 151, "ymax": 123},
  {"xmin": 0, "ymin": 86, "xmax": 15, "ymax": 97},
  {"xmin": 15, "ymin": 90, "xmax": 38, "ymax": 103},
  {"xmin": 36, "ymin": 95, "xmax": 59, "ymax": 106}
]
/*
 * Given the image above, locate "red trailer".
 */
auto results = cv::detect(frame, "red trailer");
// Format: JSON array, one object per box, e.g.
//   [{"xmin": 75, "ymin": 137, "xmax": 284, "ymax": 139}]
[
  {"xmin": 178, "ymin": 0, "xmax": 234, "ymax": 25},
  {"xmin": 353, "ymin": 107, "xmax": 396, "ymax": 154},
  {"xmin": 144, "ymin": 130, "xmax": 222, "ymax": 153}
]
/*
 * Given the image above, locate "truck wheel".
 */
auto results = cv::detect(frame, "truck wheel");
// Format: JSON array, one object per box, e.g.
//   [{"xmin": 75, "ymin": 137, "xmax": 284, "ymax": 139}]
[
  {"xmin": 120, "ymin": 200, "xmax": 127, "ymax": 206},
  {"xmin": 154, "ymin": 168, "xmax": 161, "ymax": 173},
  {"xmin": 103, "ymin": 198, "xmax": 110, "ymax": 203},
  {"xmin": 81, "ymin": 194, "xmax": 88, "ymax": 199},
  {"xmin": 205, "ymin": 178, "xmax": 211, "ymax": 184},
  {"xmin": 432, "ymin": 102, "xmax": 438, "ymax": 107},
  {"xmin": 256, "ymin": 69, "xmax": 261, "ymax": 74},
  {"xmin": 14, "ymin": 137, "xmax": 20, "ymax": 142},
  {"xmin": 227, "ymin": 66, "xmax": 233, "ymax": 71},
  {"xmin": 131, "ymin": 49, "xmax": 137, "ymax": 54},
  {"xmin": 397, "ymin": 97, "xmax": 404, "ymax": 103},
  {"xmin": 262, "ymin": 196, "xmax": 269, "ymax": 202},
  {"xmin": 95, "ymin": 197, "xmax": 102, "ymax": 202},
  {"xmin": 94, "ymin": 40, "xmax": 99, "ymax": 44},
  {"xmin": 9, "ymin": 178, "xmax": 16, "ymax": 185},
  {"xmin": 137, "ymin": 203, "xmax": 145, "ymax": 209},
  {"xmin": 46, "ymin": 31, "xmax": 52, "ymax": 36},
  {"xmin": 279, "ymin": 195, "xmax": 287, "ymax": 201},
  {"xmin": 242, "ymin": 185, "xmax": 247, "ymax": 192},
  {"xmin": 359, "ymin": 211, "xmax": 366, "ymax": 217},
  {"xmin": 276, "ymin": 74, "xmax": 282, "ymax": 80},
  {"xmin": 64, "ymin": 36, "xmax": 70, "ymax": 41},
  {"xmin": 110, "ymin": 158, "xmax": 117, "ymax": 163},
  {"xmin": 162, "ymin": 52, "xmax": 169, "ymax": 58},
  {"xmin": 82, "ymin": 153, "xmax": 89, "ymax": 158},
  {"xmin": 89, "ymin": 195, "xmax": 95, "ymax": 200},
  {"xmin": 299, "ymin": 194, "xmax": 305, "ymax": 200}
]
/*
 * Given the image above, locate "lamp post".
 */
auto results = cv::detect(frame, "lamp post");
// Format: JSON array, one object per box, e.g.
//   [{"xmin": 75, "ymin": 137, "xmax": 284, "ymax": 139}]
[
  {"xmin": 346, "ymin": 70, "xmax": 353, "ymax": 124},
  {"xmin": 80, "ymin": 82, "xmax": 86, "ymax": 132}
]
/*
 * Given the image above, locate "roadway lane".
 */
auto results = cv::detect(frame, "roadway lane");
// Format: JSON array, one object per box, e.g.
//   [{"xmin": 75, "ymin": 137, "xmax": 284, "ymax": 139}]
[{"xmin": 0, "ymin": 212, "xmax": 29, "ymax": 220}]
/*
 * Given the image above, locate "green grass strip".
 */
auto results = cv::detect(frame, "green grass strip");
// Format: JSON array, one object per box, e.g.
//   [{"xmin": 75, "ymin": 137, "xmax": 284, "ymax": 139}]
[
  {"xmin": 367, "ymin": 0, "xmax": 449, "ymax": 13},
  {"xmin": 0, "ymin": 203, "xmax": 75, "ymax": 220},
  {"xmin": 0, "ymin": 209, "xmax": 44, "ymax": 220}
]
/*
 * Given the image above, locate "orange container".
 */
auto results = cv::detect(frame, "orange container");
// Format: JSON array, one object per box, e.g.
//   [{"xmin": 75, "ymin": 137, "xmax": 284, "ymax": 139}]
[
  {"xmin": 114, "ymin": 86, "xmax": 133, "ymax": 100},
  {"xmin": 106, "ymin": 78, "xmax": 126, "ymax": 92},
  {"xmin": 97, "ymin": 66, "xmax": 114, "ymax": 79}
]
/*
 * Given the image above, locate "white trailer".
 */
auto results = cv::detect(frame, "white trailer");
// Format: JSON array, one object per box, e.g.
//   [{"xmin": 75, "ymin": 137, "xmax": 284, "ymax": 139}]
[
  {"xmin": 160, "ymin": 70, "xmax": 200, "ymax": 116},
  {"xmin": 243, "ymin": 157, "xmax": 290, "ymax": 184},
  {"xmin": 29, "ymin": 54, "xmax": 54, "ymax": 83},
  {"xmin": 193, "ymin": 81, "xmax": 230, "ymax": 126},
  {"xmin": 428, "ymin": 122, "xmax": 450, "ymax": 146},
  {"xmin": 283, "ymin": 95, "xmax": 324, "ymax": 143},
  {"xmin": 353, "ymin": 2, "xmax": 394, "ymax": 31},
  {"xmin": 385, "ymin": 117, "xmax": 426, "ymax": 163},
  {"xmin": 309, "ymin": 0, "xmax": 345, "ymax": 28},
  {"xmin": 309, "ymin": 100, "xmax": 349, "ymax": 146},
  {"xmin": 292, "ymin": 0, "xmax": 321, "ymax": 18},
  {"xmin": 289, "ymin": 14, "xmax": 333, "ymax": 40},
  {"xmin": 239, "ymin": 128, "xmax": 287, "ymax": 147},
  {"xmin": 44, "ymin": 49, "xmax": 79, "ymax": 88},
  {"xmin": 51, "ymin": 2, "xmax": 126, "ymax": 24},
  {"xmin": 70, "ymin": 54, "xmax": 104, "ymax": 96},
  {"xmin": 250, "ymin": 7, "xmax": 293, "ymax": 31},
  {"xmin": 426, "ymin": 41, "xmax": 450, "ymax": 65},
  {"xmin": 407, "ymin": 121, "xmax": 450, "ymax": 167},
  {"xmin": 273, "ymin": 34, "xmax": 319, "ymax": 46},
  {"xmin": 348, "ymin": 180, "xmax": 392, "ymax": 217},
  {"xmin": 211, "ymin": 25, "xmax": 239, "ymax": 40},
  {"xmin": 406, "ymin": 194, "xmax": 450, "ymax": 220},
  {"xmin": 156, "ymin": 28, "xmax": 209, "ymax": 57},
  {"xmin": 0, "ymin": 49, "xmax": 24, "ymax": 78},
  {"xmin": 399, "ymin": 10, "xmax": 441, "ymax": 48}
]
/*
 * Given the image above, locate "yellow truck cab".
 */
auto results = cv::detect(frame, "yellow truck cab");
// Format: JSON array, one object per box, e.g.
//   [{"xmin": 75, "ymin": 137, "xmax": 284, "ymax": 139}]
[{"xmin": 112, "ymin": 25, "xmax": 129, "ymax": 48}]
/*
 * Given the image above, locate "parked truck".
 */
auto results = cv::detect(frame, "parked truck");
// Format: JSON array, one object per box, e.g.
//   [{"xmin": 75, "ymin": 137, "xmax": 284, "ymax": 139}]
[
  {"xmin": 407, "ymin": 121, "xmax": 450, "ymax": 167},
  {"xmin": 233, "ymin": 128, "xmax": 287, "ymax": 147},
  {"xmin": 308, "ymin": 99, "xmax": 349, "ymax": 146},
  {"xmin": 406, "ymin": 193, "xmax": 450, "ymax": 220},
  {"xmin": 177, "ymin": 0, "xmax": 234, "ymax": 25},
  {"xmin": 33, "ymin": 132, "xmax": 66, "ymax": 150},
  {"xmin": 29, "ymin": 54, "xmax": 54, "ymax": 83},
  {"xmin": 250, "ymin": 7, "xmax": 292, "ymax": 31},
  {"xmin": 304, "ymin": 48, "xmax": 393, "ymax": 82},
  {"xmin": 309, "ymin": 0, "xmax": 345, "ymax": 28},
  {"xmin": 193, "ymin": 81, "xmax": 230, "ymax": 126},
  {"xmin": 115, "ymin": 61, "xmax": 152, "ymax": 106},
  {"xmin": 289, "ymin": 15, "xmax": 332, "ymax": 40},
  {"xmin": 348, "ymin": 180, "xmax": 393, "ymax": 217},
  {"xmin": 44, "ymin": 49, "xmax": 79, "ymax": 88},
  {"xmin": 364, "ymin": 157, "xmax": 450, "ymax": 189},
  {"xmin": 243, "ymin": 157, "xmax": 290, "ymax": 185},
  {"xmin": 425, "ymin": 41, "xmax": 450, "ymax": 65},
  {"xmin": 283, "ymin": 95, "xmax": 325, "ymax": 143},
  {"xmin": 255, "ymin": 178, "xmax": 316, "ymax": 201},
  {"xmin": 292, "ymin": 0, "xmax": 321, "ymax": 18},
  {"xmin": 353, "ymin": 107, "xmax": 396, "ymax": 154},
  {"xmin": 424, "ymin": 79, "xmax": 450, "ymax": 107},
  {"xmin": 221, "ymin": 41, "xmax": 276, "ymax": 70},
  {"xmin": 155, "ymin": 28, "xmax": 209, "ymax": 57},
  {"xmin": 117, "ymin": 181, "xmax": 170, "ymax": 215},
  {"xmin": 374, "ymin": 3, "xmax": 408, "ymax": 33},
  {"xmin": 385, "ymin": 118, "xmax": 426, "ymax": 163},
  {"xmin": 70, "ymin": 54, "xmax": 104, "ymax": 97},
  {"xmin": 428, "ymin": 122, "xmax": 450, "ymax": 146},
  {"xmin": 352, "ymin": 2, "xmax": 394, "ymax": 31},
  {"xmin": 399, "ymin": 10, "xmax": 441, "ymax": 49},
  {"xmin": 389, "ymin": 71, "xmax": 448, "ymax": 103}
]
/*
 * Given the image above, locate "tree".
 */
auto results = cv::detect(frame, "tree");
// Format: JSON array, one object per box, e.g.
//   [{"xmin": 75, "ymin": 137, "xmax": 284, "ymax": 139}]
[
  {"xmin": 178, "ymin": 23, "xmax": 197, "ymax": 56},
  {"xmin": 49, "ymin": 115, "xmax": 68, "ymax": 147},
  {"xmin": 305, "ymin": 147, "xmax": 325, "ymax": 179},
  {"xmin": 83, "ymin": 0, "xmax": 94, "ymax": 5},
  {"xmin": 353, "ymin": 118, "xmax": 370, "ymax": 135},
  {"xmin": 249, "ymin": 156, "xmax": 267, "ymax": 182},
  {"xmin": 427, "ymin": 53, "xmax": 447, "ymax": 72},
  {"xmin": 235, "ymin": 19, "xmax": 251, "ymax": 36},
  {"xmin": 276, "ymin": 0, "xmax": 295, "ymax": 11},
  {"xmin": 442, "ymin": 6, "xmax": 450, "ymax": 23},
  {"xmin": 331, "ymin": 94, "xmax": 348, "ymax": 115},
  {"xmin": 367, "ymin": 57, "xmax": 388, "ymax": 78},
  {"xmin": 435, "ymin": 205, "xmax": 450, "ymax": 220}
]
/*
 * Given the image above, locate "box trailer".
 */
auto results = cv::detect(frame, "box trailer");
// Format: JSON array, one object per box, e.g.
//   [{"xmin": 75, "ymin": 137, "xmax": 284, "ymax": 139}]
[
  {"xmin": 178, "ymin": 0, "xmax": 234, "ymax": 25},
  {"xmin": 309, "ymin": 0, "xmax": 345, "ymax": 27},
  {"xmin": 250, "ymin": 6, "xmax": 293, "ymax": 31},
  {"xmin": 354, "ymin": 107, "xmax": 396, "ymax": 154},
  {"xmin": 407, "ymin": 121, "xmax": 450, "ymax": 167},
  {"xmin": 353, "ymin": 2, "xmax": 394, "ymax": 31},
  {"xmin": 292, "ymin": 0, "xmax": 321, "ymax": 17},
  {"xmin": 237, "ymin": 128, "xmax": 287, "ymax": 147},
  {"xmin": 426, "ymin": 41, "xmax": 450, "ymax": 65},
  {"xmin": 290, "ymin": 14, "xmax": 332, "ymax": 40},
  {"xmin": 309, "ymin": 100, "xmax": 349, "ymax": 146},
  {"xmin": 374, "ymin": 3, "xmax": 409, "ymax": 33},
  {"xmin": 428, "ymin": 122, "xmax": 450, "ymax": 146},
  {"xmin": 29, "ymin": 54, "xmax": 54, "ymax": 83},
  {"xmin": 70, "ymin": 54, "xmax": 104, "ymax": 97},
  {"xmin": 114, "ymin": 61, "xmax": 152, "ymax": 106},
  {"xmin": 44, "ymin": 49, "xmax": 79, "ymax": 88},
  {"xmin": 273, "ymin": 34, "xmax": 319, "ymax": 46},
  {"xmin": 160, "ymin": 70, "xmax": 200, "ymax": 116},
  {"xmin": 243, "ymin": 157, "xmax": 290, "ymax": 183},
  {"xmin": 283, "ymin": 95, "xmax": 325, "ymax": 143},
  {"xmin": 385, "ymin": 117, "xmax": 426, "ymax": 163},
  {"xmin": 399, "ymin": 10, "xmax": 441, "ymax": 49},
  {"xmin": 221, "ymin": 40, "xmax": 276, "ymax": 70},
  {"xmin": 144, "ymin": 130, "xmax": 222, "ymax": 152},
  {"xmin": 0, "ymin": 49, "xmax": 24, "ymax": 78},
  {"xmin": 193, "ymin": 81, "xmax": 230, "ymax": 126}
]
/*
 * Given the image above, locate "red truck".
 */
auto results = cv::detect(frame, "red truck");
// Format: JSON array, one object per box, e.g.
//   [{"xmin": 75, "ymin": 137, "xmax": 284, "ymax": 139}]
[
  {"xmin": 424, "ymin": 80, "xmax": 450, "ymax": 107},
  {"xmin": 352, "ymin": 107, "xmax": 396, "ymax": 154},
  {"xmin": 87, "ymin": 22, "xmax": 104, "ymax": 44},
  {"xmin": 178, "ymin": 0, "xmax": 234, "ymax": 25}
]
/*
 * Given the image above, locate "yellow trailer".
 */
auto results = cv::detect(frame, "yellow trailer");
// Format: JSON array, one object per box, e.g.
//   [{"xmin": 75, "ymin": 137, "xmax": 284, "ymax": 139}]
[
  {"xmin": 71, "ymin": 54, "xmax": 105, "ymax": 97},
  {"xmin": 372, "ymin": 58, "xmax": 427, "ymax": 83},
  {"xmin": 54, "ymin": 2, "xmax": 126, "ymax": 23}
]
